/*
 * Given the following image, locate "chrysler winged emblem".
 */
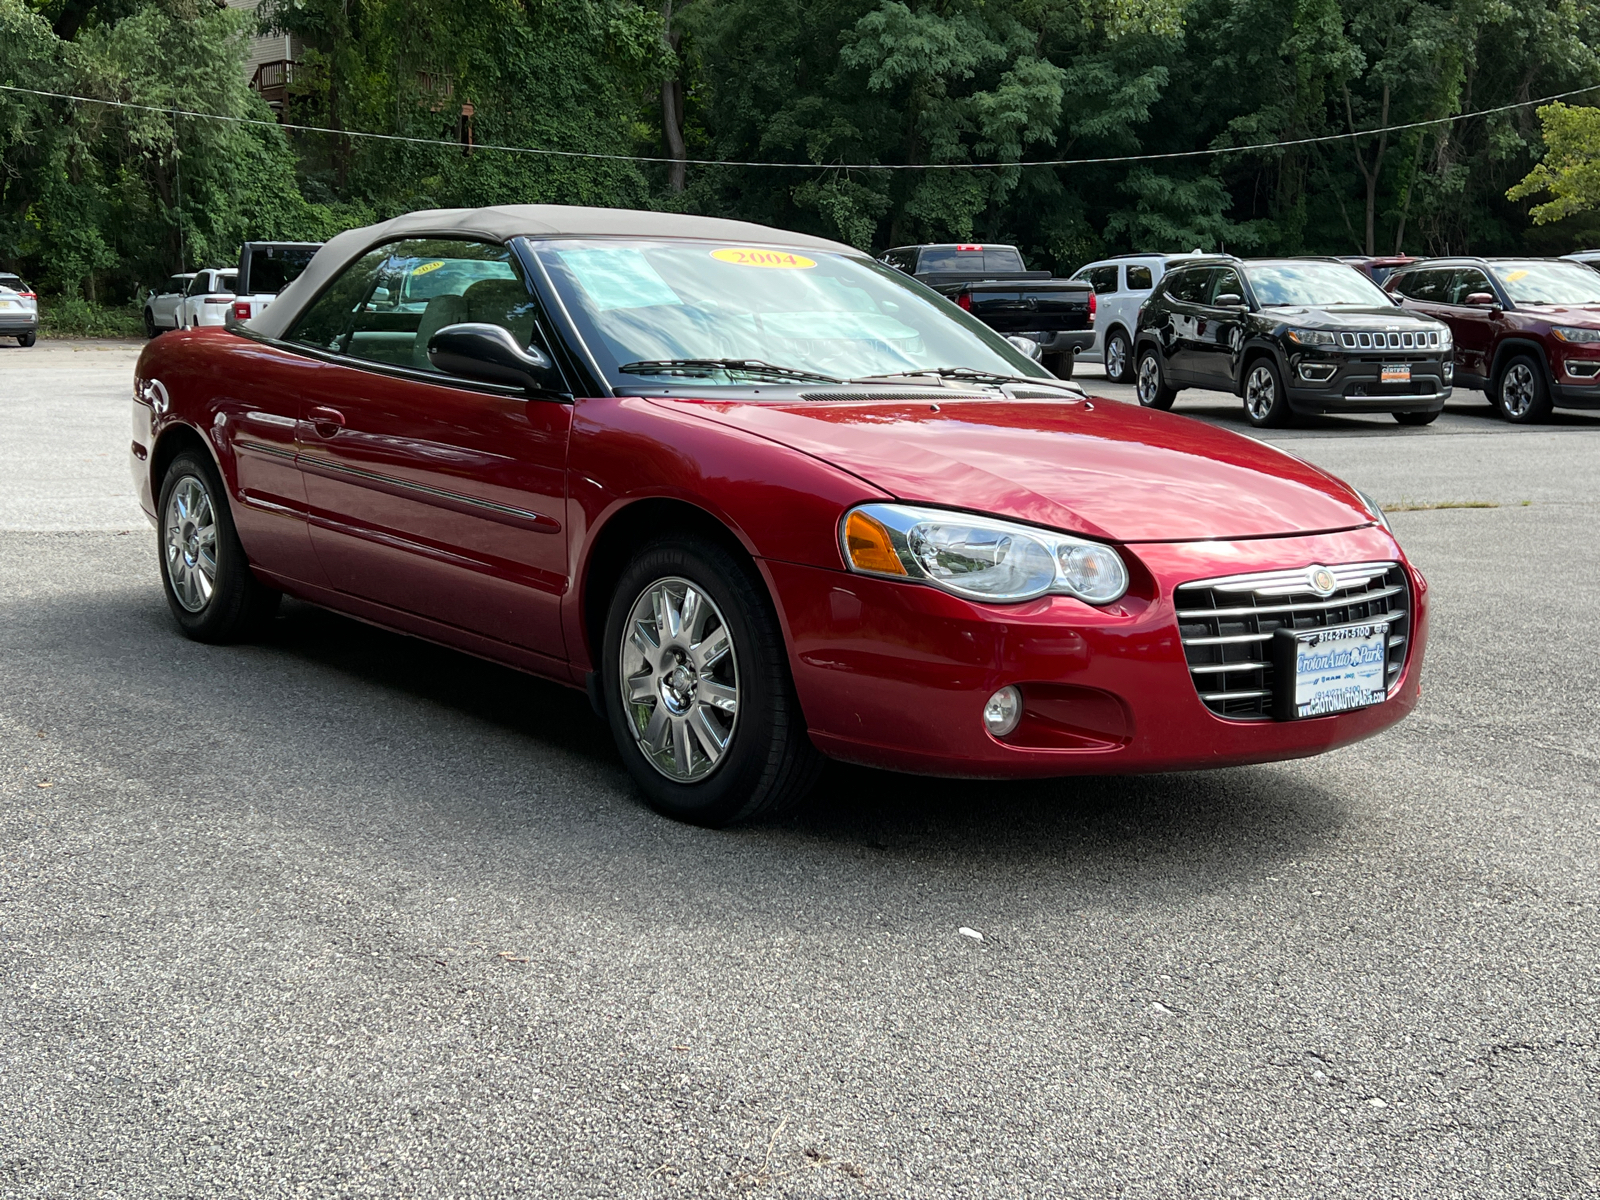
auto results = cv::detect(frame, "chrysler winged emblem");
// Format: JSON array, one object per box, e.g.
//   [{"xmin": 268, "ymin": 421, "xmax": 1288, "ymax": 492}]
[{"xmin": 1308, "ymin": 566, "xmax": 1337, "ymax": 596}]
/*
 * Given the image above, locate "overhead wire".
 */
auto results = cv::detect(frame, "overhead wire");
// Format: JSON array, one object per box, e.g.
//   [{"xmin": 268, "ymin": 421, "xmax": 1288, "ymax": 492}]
[{"xmin": 1, "ymin": 79, "xmax": 1598, "ymax": 172}]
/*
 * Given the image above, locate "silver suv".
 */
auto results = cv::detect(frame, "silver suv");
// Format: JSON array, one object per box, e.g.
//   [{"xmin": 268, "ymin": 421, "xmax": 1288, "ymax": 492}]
[
  {"xmin": 0, "ymin": 272, "xmax": 39, "ymax": 347},
  {"xmin": 1068, "ymin": 252, "xmax": 1209, "ymax": 382}
]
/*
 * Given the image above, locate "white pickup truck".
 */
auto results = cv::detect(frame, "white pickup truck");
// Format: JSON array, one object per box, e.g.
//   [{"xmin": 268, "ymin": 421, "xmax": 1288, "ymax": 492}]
[{"xmin": 227, "ymin": 241, "xmax": 321, "ymax": 326}]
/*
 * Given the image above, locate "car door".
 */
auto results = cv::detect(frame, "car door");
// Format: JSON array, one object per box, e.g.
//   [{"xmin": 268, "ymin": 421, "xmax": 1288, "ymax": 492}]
[
  {"xmin": 1192, "ymin": 266, "xmax": 1249, "ymax": 388},
  {"xmin": 282, "ymin": 237, "xmax": 572, "ymax": 662},
  {"xmin": 179, "ymin": 271, "xmax": 209, "ymax": 328},
  {"xmin": 1160, "ymin": 267, "xmax": 1216, "ymax": 383},
  {"xmin": 1440, "ymin": 267, "xmax": 1501, "ymax": 381},
  {"xmin": 153, "ymin": 277, "xmax": 182, "ymax": 328}
]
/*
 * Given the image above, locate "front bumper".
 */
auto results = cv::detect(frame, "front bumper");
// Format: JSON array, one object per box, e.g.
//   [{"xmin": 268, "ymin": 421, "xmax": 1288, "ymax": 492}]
[
  {"xmin": 767, "ymin": 524, "xmax": 1426, "ymax": 777},
  {"xmin": 1283, "ymin": 349, "xmax": 1450, "ymax": 414}
]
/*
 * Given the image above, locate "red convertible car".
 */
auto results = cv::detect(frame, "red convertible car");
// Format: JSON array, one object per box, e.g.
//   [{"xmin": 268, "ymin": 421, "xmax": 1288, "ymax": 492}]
[{"xmin": 130, "ymin": 206, "xmax": 1428, "ymax": 825}]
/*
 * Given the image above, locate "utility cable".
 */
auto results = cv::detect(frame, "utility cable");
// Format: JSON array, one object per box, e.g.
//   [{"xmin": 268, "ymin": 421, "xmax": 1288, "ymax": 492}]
[{"xmin": 2, "ymin": 79, "xmax": 1597, "ymax": 172}]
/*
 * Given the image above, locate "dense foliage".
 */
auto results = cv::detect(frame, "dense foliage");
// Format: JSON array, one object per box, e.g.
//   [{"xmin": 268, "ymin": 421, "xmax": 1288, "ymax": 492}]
[{"xmin": 4, "ymin": 0, "xmax": 1600, "ymax": 307}]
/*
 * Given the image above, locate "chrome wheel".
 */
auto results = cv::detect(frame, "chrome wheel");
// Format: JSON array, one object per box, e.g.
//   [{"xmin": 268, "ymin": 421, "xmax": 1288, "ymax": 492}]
[
  {"xmin": 1106, "ymin": 334, "xmax": 1128, "ymax": 381},
  {"xmin": 162, "ymin": 473, "xmax": 218, "ymax": 613},
  {"xmin": 1136, "ymin": 354, "xmax": 1160, "ymax": 405},
  {"xmin": 1500, "ymin": 363, "xmax": 1536, "ymax": 417},
  {"xmin": 619, "ymin": 576, "xmax": 739, "ymax": 783},
  {"xmin": 1245, "ymin": 364, "xmax": 1277, "ymax": 421}
]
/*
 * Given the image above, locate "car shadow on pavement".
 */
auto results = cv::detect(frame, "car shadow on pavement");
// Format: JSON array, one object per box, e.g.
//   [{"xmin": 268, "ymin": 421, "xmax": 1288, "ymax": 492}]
[{"xmin": 240, "ymin": 598, "xmax": 1348, "ymax": 889}]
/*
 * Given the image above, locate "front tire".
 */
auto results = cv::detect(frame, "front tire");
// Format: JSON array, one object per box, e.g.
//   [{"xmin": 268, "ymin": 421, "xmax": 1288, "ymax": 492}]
[
  {"xmin": 19, "ymin": 331, "xmax": 36, "ymax": 347},
  {"xmin": 602, "ymin": 536, "xmax": 822, "ymax": 827},
  {"xmin": 1494, "ymin": 355, "xmax": 1553, "ymax": 423},
  {"xmin": 1104, "ymin": 328, "xmax": 1133, "ymax": 384},
  {"xmin": 1135, "ymin": 347, "xmax": 1177, "ymax": 410},
  {"xmin": 157, "ymin": 450, "xmax": 279, "ymax": 643},
  {"xmin": 1243, "ymin": 358, "xmax": 1292, "ymax": 427}
]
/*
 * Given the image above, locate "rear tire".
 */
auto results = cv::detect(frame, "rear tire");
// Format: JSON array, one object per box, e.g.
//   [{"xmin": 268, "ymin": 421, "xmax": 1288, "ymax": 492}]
[
  {"xmin": 1393, "ymin": 410, "xmax": 1440, "ymax": 426},
  {"xmin": 144, "ymin": 309, "xmax": 158, "ymax": 339},
  {"xmin": 1493, "ymin": 355, "xmax": 1553, "ymax": 423},
  {"xmin": 1044, "ymin": 351, "xmax": 1074, "ymax": 379},
  {"xmin": 602, "ymin": 535, "xmax": 823, "ymax": 827},
  {"xmin": 157, "ymin": 450, "xmax": 280, "ymax": 643},
  {"xmin": 19, "ymin": 331, "xmax": 36, "ymax": 347},
  {"xmin": 1243, "ymin": 358, "xmax": 1292, "ymax": 427},
  {"xmin": 1104, "ymin": 328, "xmax": 1134, "ymax": 384},
  {"xmin": 1135, "ymin": 347, "xmax": 1177, "ymax": 410}
]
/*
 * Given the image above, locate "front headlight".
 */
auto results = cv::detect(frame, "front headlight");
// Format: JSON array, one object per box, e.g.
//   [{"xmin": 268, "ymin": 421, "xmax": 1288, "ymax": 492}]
[
  {"xmin": 1436, "ymin": 324, "xmax": 1453, "ymax": 351},
  {"xmin": 1286, "ymin": 328, "xmax": 1338, "ymax": 347},
  {"xmin": 841, "ymin": 503, "xmax": 1130, "ymax": 604},
  {"xmin": 1552, "ymin": 325, "xmax": 1600, "ymax": 343}
]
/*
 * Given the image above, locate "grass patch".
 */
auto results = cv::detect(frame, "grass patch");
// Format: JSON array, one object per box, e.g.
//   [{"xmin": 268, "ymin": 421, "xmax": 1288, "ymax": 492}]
[
  {"xmin": 39, "ymin": 297, "xmax": 144, "ymax": 339},
  {"xmin": 1381, "ymin": 500, "xmax": 1508, "ymax": 512}
]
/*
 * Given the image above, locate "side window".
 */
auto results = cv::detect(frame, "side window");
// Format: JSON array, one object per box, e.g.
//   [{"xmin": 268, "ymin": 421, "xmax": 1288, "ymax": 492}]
[
  {"xmin": 216, "ymin": 274, "xmax": 238, "ymax": 296},
  {"xmin": 185, "ymin": 274, "xmax": 208, "ymax": 297},
  {"xmin": 1087, "ymin": 265, "xmax": 1118, "ymax": 294},
  {"xmin": 983, "ymin": 247, "xmax": 1025, "ymax": 273},
  {"xmin": 1125, "ymin": 265, "xmax": 1153, "ymax": 291},
  {"xmin": 1207, "ymin": 268, "xmax": 1244, "ymax": 304},
  {"xmin": 1164, "ymin": 268, "xmax": 1213, "ymax": 305},
  {"xmin": 288, "ymin": 238, "xmax": 543, "ymax": 372},
  {"xmin": 1446, "ymin": 268, "xmax": 1492, "ymax": 305},
  {"xmin": 1395, "ymin": 270, "xmax": 1439, "ymax": 302}
]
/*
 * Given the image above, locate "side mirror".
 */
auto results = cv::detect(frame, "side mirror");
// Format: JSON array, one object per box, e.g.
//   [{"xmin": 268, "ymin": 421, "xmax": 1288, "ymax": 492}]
[
  {"xmin": 1466, "ymin": 292, "xmax": 1498, "ymax": 308},
  {"xmin": 1213, "ymin": 293, "xmax": 1246, "ymax": 310},
  {"xmin": 1006, "ymin": 334, "xmax": 1043, "ymax": 361},
  {"xmin": 427, "ymin": 323, "xmax": 563, "ymax": 394}
]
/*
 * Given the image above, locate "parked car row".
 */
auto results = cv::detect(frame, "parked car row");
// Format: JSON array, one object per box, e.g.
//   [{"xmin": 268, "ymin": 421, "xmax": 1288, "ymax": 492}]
[
  {"xmin": 1062, "ymin": 248, "xmax": 1600, "ymax": 425},
  {"xmin": 144, "ymin": 242, "xmax": 321, "ymax": 339}
]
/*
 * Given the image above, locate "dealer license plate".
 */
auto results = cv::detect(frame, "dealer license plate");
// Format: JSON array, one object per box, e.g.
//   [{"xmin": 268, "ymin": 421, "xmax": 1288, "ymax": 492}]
[
  {"xmin": 0, "ymin": 300, "xmax": 13, "ymax": 309},
  {"xmin": 1272, "ymin": 623, "xmax": 1389, "ymax": 720},
  {"xmin": 1381, "ymin": 364, "xmax": 1411, "ymax": 384}
]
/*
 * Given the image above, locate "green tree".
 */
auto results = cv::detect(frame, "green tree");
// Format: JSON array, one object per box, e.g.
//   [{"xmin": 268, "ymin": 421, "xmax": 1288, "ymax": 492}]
[{"xmin": 1508, "ymin": 101, "xmax": 1600, "ymax": 224}]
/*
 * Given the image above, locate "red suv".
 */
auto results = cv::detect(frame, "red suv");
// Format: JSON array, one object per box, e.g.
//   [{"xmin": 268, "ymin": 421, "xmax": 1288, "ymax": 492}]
[{"xmin": 1386, "ymin": 257, "xmax": 1600, "ymax": 422}]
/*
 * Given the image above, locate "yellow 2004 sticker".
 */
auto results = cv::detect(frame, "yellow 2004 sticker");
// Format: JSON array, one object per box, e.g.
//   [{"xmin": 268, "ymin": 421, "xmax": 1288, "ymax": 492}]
[
  {"xmin": 411, "ymin": 260, "xmax": 447, "ymax": 276},
  {"xmin": 711, "ymin": 247, "xmax": 816, "ymax": 269}
]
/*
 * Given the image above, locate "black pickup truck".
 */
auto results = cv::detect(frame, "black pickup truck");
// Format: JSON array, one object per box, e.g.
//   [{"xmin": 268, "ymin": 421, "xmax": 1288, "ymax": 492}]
[{"xmin": 879, "ymin": 243, "xmax": 1095, "ymax": 376}]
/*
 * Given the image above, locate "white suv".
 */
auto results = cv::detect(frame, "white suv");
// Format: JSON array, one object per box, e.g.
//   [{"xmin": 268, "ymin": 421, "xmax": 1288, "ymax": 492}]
[
  {"xmin": 1069, "ymin": 253, "xmax": 1208, "ymax": 382},
  {"xmin": 176, "ymin": 268, "xmax": 239, "ymax": 329}
]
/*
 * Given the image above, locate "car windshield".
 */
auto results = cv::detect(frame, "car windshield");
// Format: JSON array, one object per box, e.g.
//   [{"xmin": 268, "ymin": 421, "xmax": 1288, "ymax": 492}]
[
  {"xmin": 1247, "ymin": 262, "xmax": 1394, "ymax": 307},
  {"xmin": 531, "ymin": 238, "xmax": 1045, "ymax": 386},
  {"xmin": 1492, "ymin": 261, "xmax": 1600, "ymax": 305}
]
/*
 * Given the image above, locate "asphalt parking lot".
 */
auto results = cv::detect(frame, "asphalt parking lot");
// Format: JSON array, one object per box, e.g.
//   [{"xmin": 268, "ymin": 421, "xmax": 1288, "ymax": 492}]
[{"xmin": 3, "ymin": 340, "xmax": 1598, "ymax": 1198}]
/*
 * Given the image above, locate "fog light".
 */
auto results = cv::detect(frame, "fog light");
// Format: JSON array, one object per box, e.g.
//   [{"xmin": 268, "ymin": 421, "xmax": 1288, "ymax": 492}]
[
  {"xmin": 983, "ymin": 686, "xmax": 1022, "ymax": 737},
  {"xmin": 1443, "ymin": 363, "xmax": 1454, "ymax": 381}
]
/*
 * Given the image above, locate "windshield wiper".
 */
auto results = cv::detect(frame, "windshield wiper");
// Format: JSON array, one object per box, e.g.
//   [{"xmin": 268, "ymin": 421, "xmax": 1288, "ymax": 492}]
[
  {"xmin": 618, "ymin": 358, "xmax": 842, "ymax": 385},
  {"xmin": 852, "ymin": 366, "xmax": 1070, "ymax": 387}
]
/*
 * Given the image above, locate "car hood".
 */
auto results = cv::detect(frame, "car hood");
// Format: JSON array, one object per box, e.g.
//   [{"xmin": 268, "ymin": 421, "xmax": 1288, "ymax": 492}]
[
  {"xmin": 1259, "ymin": 305, "xmax": 1438, "ymax": 329},
  {"xmin": 656, "ymin": 395, "xmax": 1374, "ymax": 543}
]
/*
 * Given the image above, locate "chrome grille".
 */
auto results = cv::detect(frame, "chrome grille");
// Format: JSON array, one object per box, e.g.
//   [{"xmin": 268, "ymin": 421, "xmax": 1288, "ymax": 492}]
[{"xmin": 1176, "ymin": 562, "xmax": 1410, "ymax": 719}]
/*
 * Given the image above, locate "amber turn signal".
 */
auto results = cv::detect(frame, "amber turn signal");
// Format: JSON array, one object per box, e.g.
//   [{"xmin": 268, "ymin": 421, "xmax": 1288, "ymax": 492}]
[{"xmin": 844, "ymin": 510, "xmax": 906, "ymax": 575}]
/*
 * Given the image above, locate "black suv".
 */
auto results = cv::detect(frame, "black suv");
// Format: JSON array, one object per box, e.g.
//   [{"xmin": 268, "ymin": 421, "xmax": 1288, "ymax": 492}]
[{"xmin": 1133, "ymin": 257, "xmax": 1454, "ymax": 426}]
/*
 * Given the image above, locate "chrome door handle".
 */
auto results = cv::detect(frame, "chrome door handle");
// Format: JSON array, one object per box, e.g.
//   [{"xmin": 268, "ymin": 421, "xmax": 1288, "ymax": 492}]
[{"xmin": 308, "ymin": 406, "xmax": 346, "ymax": 438}]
